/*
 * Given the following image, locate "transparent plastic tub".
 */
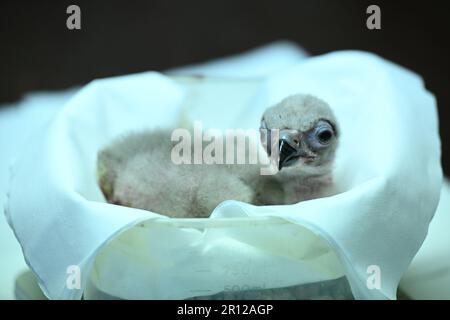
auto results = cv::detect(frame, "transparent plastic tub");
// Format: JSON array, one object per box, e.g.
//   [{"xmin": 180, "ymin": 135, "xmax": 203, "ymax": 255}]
[{"xmin": 83, "ymin": 216, "xmax": 354, "ymax": 300}]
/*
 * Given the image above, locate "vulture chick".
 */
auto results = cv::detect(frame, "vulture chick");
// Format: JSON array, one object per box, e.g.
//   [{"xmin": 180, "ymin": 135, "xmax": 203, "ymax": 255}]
[{"xmin": 97, "ymin": 94, "xmax": 339, "ymax": 217}]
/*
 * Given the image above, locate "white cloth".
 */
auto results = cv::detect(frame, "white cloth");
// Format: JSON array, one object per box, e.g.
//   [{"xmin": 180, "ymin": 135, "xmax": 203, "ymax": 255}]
[
  {"xmin": 399, "ymin": 179, "xmax": 450, "ymax": 299},
  {"xmin": 4, "ymin": 50, "xmax": 442, "ymax": 300},
  {"xmin": 0, "ymin": 90, "xmax": 77, "ymax": 299}
]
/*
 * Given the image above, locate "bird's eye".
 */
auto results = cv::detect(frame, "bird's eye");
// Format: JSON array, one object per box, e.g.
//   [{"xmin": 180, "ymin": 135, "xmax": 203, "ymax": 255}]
[
  {"xmin": 307, "ymin": 120, "xmax": 335, "ymax": 149},
  {"xmin": 317, "ymin": 128, "xmax": 333, "ymax": 144}
]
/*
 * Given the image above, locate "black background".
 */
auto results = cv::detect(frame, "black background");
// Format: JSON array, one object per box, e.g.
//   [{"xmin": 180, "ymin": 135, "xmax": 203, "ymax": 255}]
[{"xmin": 1, "ymin": 0, "xmax": 449, "ymax": 175}]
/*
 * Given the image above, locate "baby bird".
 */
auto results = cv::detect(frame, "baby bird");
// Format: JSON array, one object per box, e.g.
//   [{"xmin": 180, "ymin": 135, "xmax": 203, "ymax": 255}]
[
  {"xmin": 97, "ymin": 94, "xmax": 339, "ymax": 218},
  {"xmin": 260, "ymin": 94, "xmax": 339, "ymax": 204}
]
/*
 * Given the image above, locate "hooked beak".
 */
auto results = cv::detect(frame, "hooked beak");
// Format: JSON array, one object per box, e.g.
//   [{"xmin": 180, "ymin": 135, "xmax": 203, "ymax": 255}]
[{"xmin": 278, "ymin": 132, "xmax": 305, "ymax": 170}]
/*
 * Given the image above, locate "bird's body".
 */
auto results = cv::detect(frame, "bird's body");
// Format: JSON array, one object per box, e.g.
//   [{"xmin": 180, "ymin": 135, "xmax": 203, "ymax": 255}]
[{"xmin": 97, "ymin": 94, "xmax": 339, "ymax": 217}]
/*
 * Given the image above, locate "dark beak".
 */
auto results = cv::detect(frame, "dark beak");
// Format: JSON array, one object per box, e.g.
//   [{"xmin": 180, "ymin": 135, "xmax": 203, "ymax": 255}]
[
  {"xmin": 278, "ymin": 130, "xmax": 307, "ymax": 170},
  {"xmin": 278, "ymin": 139, "xmax": 298, "ymax": 170}
]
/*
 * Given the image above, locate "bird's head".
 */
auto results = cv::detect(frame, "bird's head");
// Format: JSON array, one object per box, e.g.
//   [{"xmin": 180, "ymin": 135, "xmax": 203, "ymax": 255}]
[{"xmin": 260, "ymin": 94, "xmax": 339, "ymax": 172}]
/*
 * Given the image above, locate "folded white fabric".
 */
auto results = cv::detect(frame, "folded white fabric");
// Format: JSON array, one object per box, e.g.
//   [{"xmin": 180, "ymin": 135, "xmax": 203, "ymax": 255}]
[
  {"xmin": 0, "ymin": 90, "xmax": 77, "ymax": 299},
  {"xmin": 399, "ymin": 179, "xmax": 450, "ymax": 299},
  {"xmin": 5, "ymin": 50, "xmax": 442, "ymax": 300}
]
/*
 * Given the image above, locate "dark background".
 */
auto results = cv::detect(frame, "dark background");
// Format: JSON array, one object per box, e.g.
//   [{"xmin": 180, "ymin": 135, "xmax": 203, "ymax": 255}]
[{"xmin": 1, "ymin": 0, "xmax": 449, "ymax": 175}]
